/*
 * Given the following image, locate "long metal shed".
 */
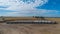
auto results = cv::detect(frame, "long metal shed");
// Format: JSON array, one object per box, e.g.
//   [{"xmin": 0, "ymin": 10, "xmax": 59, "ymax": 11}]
[{"xmin": 6, "ymin": 20, "xmax": 57, "ymax": 24}]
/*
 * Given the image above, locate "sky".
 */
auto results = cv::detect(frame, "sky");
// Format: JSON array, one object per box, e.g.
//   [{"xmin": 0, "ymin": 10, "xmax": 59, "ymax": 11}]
[{"xmin": 0, "ymin": 0, "xmax": 60, "ymax": 17}]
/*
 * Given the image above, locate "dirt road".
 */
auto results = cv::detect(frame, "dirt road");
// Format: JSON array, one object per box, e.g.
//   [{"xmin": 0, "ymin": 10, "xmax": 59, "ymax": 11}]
[{"xmin": 0, "ymin": 23, "xmax": 60, "ymax": 34}]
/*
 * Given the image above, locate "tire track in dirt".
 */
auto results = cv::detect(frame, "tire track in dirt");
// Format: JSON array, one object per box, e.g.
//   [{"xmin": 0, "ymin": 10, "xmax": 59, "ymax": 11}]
[{"xmin": 0, "ymin": 24, "xmax": 59, "ymax": 34}]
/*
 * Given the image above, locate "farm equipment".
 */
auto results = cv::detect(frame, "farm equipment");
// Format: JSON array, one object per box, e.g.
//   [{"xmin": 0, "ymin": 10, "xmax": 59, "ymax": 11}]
[{"xmin": 0, "ymin": 16, "xmax": 57, "ymax": 24}]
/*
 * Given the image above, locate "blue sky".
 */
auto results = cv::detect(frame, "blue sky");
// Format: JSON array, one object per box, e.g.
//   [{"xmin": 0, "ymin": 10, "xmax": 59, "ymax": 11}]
[
  {"xmin": 0, "ymin": 0, "xmax": 60, "ymax": 17},
  {"xmin": 37, "ymin": 0, "xmax": 60, "ymax": 10}
]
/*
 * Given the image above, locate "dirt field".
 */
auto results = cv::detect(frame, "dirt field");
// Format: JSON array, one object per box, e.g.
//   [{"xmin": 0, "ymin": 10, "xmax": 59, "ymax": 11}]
[{"xmin": 0, "ymin": 18, "xmax": 60, "ymax": 34}]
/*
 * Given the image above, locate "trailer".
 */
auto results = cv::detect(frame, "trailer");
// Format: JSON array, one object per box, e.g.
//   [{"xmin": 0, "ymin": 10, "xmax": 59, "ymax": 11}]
[{"xmin": 6, "ymin": 20, "xmax": 57, "ymax": 24}]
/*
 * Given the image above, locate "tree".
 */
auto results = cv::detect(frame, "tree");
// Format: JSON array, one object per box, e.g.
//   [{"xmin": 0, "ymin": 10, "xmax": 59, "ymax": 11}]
[
  {"xmin": 34, "ymin": 16, "xmax": 45, "ymax": 20},
  {"xmin": 1, "ymin": 16, "xmax": 5, "ymax": 22},
  {"xmin": 40, "ymin": 16, "xmax": 45, "ymax": 20}
]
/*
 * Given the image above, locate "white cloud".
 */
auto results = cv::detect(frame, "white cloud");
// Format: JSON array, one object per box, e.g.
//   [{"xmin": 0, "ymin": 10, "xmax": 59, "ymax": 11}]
[
  {"xmin": 1, "ymin": 0, "xmax": 58, "ymax": 17},
  {"xmin": 0, "ymin": 0, "xmax": 48, "ymax": 11},
  {"xmin": 5, "ymin": 9, "xmax": 59, "ymax": 17}
]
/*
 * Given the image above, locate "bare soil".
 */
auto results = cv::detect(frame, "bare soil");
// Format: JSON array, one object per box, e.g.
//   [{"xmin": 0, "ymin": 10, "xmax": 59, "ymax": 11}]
[{"xmin": 0, "ymin": 18, "xmax": 60, "ymax": 34}]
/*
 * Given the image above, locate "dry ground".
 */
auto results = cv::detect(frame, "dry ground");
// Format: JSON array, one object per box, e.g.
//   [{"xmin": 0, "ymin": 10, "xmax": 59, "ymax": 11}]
[{"xmin": 0, "ymin": 18, "xmax": 60, "ymax": 34}]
